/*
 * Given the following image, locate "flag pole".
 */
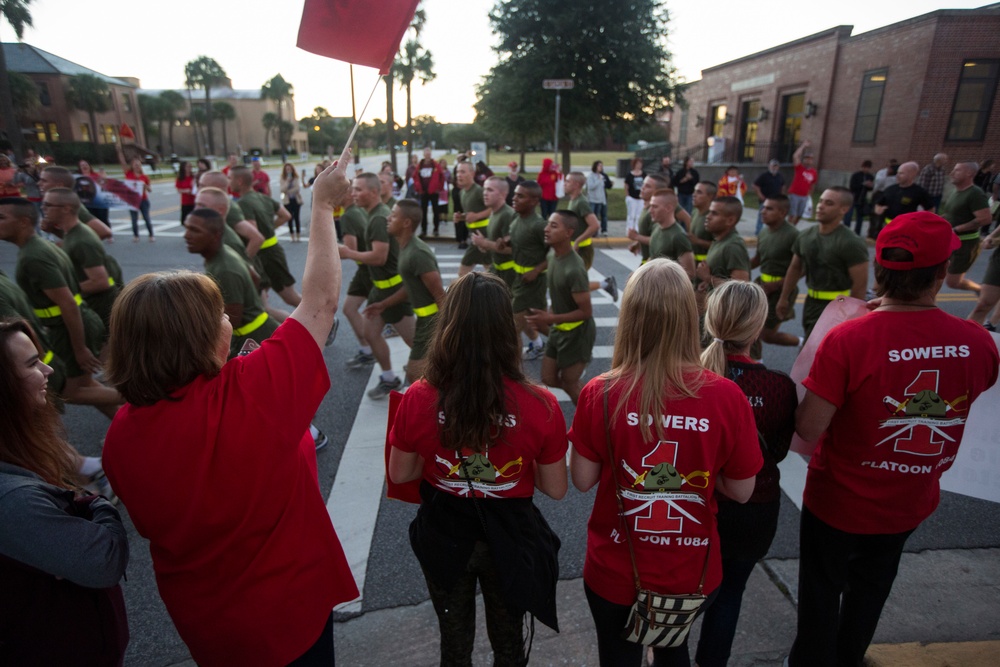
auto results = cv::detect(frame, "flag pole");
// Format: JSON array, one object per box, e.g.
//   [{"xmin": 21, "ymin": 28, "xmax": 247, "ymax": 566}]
[
  {"xmin": 350, "ymin": 65, "xmax": 360, "ymax": 164},
  {"xmin": 338, "ymin": 73, "xmax": 381, "ymax": 168}
]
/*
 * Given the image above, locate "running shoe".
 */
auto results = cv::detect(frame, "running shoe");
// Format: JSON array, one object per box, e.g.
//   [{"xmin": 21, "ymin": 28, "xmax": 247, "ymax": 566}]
[
  {"xmin": 367, "ymin": 376, "xmax": 402, "ymax": 400},
  {"xmin": 524, "ymin": 342, "xmax": 546, "ymax": 361},
  {"xmin": 314, "ymin": 428, "xmax": 329, "ymax": 451},
  {"xmin": 325, "ymin": 318, "xmax": 340, "ymax": 347},
  {"xmin": 83, "ymin": 471, "xmax": 119, "ymax": 505},
  {"xmin": 382, "ymin": 324, "xmax": 398, "ymax": 338},
  {"xmin": 345, "ymin": 351, "xmax": 376, "ymax": 369},
  {"xmin": 604, "ymin": 275, "xmax": 619, "ymax": 303},
  {"xmin": 985, "ymin": 321, "xmax": 997, "ymax": 332}
]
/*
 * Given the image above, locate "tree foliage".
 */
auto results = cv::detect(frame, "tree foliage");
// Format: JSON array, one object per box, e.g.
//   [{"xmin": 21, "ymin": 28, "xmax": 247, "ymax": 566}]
[
  {"xmin": 0, "ymin": 0, "xmax": 33, "ymax": 158},
  {"xmin": 184, "ymin": 56, "xmax": 227, "ymax": 155},
  {"xmin": 213, "ymin": 101, "xmax": 235, "ymax": 154},
  {"xmin": 476, "ymin": 0, "xmax": 679, "ymax": 167},
  {"xmin": 261, "ymin": 73, "xmax": 294, "ymax": 160},
  {"xmin": 67, "ymin": 74, "xmax": 110, "ymax": 150},
  {"xmin": 159, "ymin": 90, "xmax": 186, "ymax": 154}
]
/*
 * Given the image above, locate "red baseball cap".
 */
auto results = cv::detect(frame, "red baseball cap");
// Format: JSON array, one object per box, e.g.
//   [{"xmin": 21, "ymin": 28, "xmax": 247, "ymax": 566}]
[{"xmin": 875, "ymin": 211, "xmax": 960, "ymax": 270}]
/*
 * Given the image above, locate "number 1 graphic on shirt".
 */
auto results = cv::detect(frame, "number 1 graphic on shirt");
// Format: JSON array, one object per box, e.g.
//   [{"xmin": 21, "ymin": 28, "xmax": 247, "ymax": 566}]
[
  {"xmin": 894, "ymin": 370, "xmax": 947, "ymax": 457},
  {"xmin": 633, "ymin": 441, "xmax": 685, "ymax": 534}
]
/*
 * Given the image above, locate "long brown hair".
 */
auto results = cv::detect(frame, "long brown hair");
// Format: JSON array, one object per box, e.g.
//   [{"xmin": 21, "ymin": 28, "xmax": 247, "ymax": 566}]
[
  {"xmin": 607, "ymin": 259, "xmax": 705, "ymax": 441},
  {"xmin": 105, "ymin": 271, "xmax": 225, "ymax": 406},
  {"xmin": 0, "ymin": 319, "xmax": 80, "ymax": 487},
  {"xmin": 424, "ymin": 272, "xmax": 544, "ymax": 452}
]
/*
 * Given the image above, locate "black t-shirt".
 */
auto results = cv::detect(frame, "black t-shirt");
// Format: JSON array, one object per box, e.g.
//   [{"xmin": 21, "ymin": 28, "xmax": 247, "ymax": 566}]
[
  {"xmin": 754, "ymin": 171, "xmax": 785, "ymax": 199},
  {"xmin": 849, "ymin": 171, "xmax": 874, "ymax": 203},
  {"xmin": 673, "ymin": 168, "xmax": 699, "ymax": 195},
  {"xmin": 874, "ymin": 184, "xmax": 934, "ymax": 218}
]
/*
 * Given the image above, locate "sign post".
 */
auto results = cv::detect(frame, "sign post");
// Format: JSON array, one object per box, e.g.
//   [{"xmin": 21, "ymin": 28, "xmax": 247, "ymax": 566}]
[{"xmin": 543, "ymin": 79, "xmax": 574, "ymax": 163}]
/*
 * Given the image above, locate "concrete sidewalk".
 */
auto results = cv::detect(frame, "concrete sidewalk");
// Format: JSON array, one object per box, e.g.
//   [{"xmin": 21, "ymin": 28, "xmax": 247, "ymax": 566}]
[{"xmin": 327, "ymin": 548, "xmax": 1000, "ymax": 666}]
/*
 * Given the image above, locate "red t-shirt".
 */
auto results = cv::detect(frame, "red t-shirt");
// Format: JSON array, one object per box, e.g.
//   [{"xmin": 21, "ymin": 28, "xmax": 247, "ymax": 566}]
[
  {"xmin": 175, "ymin": 176, "xmax": 195, "ymax": 206},
  {"xmin": 788, "ymin": 164, "xmax": 817, "ymax": 196},
  {"xmin": 103, "ymin": 319, "xmax": 358, "ymax": 666},
  {"xmin": 569, "ymin": 373, "xmax": 762, "ymax": 605},
  {"xmin": 124, "ymin": 170, "xmax": 149, "ymax": 201},
  {"xmin": 390, "ymin": 378, "xmax": 568, "ymax": 498},
  {"xmin": 252, "ymin": 169, "xmax": 271, "ymax": 195},
  {"xmin": 803, "ymin": 309, "xmax": 998, "ymax": 534}
]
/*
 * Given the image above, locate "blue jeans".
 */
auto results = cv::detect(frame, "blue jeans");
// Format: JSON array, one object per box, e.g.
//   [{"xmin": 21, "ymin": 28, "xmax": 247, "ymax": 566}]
[
  {"xmin": 591, "ymin": 202, "xmax": 608, "ymax": 232},
  {"xmin": 693, "ymin": 558, "xmax": 758, "ymax": 667},
  {"xmin": 130, "ymin": 199, "xmax": 154, "ymax": 238},
  {"xmin": 678, "ymin": 193, "xmax": 693, "ymax": 215}
]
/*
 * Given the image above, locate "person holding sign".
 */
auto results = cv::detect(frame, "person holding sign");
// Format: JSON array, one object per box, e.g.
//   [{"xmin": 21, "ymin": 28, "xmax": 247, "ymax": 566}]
[{"xmin": 788, "ymin": 211, "xmax": 999, "ymax": 667}]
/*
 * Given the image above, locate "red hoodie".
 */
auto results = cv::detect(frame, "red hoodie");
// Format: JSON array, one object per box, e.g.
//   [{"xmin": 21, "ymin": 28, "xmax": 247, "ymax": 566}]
[{"xmin": 539, "ymin": 158, "xmax": 560, "ymax": 202}]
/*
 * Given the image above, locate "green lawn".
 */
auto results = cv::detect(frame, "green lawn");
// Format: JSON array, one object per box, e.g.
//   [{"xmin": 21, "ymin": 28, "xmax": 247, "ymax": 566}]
[{"xmin": 504, "ymin": 151, "xmax": 632, "ymax": 170}]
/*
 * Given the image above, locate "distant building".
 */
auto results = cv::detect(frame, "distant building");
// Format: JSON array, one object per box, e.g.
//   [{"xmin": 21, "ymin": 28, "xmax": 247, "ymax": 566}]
[
  {"xmin": 669, "ymin": 4, "xmax": 1000, "ymax": 186},
  {"xmin": 1, "ymin": 42, "xmax": 147, "ymax": 149},
  {"xmin": 139, "ymin": 83, "xmax": 309, "ymax": 158}
]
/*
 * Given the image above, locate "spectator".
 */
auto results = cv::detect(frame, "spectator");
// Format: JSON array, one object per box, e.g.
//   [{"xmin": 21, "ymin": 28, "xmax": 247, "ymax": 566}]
[
  {"xmin": 102, "ymin": 158, "xmax": 358, "ymax": 667},
  {"xmin": 787, "ymin": 141, "xmax": 818, "ymax": 226},
  {"xmin": 412, "ymin": 147, "xmax": 445, "ymax": 236},
  {"xmin": 389, "ymin": 271, "xmax": 566, "ymax": 666},
  {"xmin": 717, "ymin": 165, "xmax": 747, "ymax": 200},
  {"xmin": 0, "ymin": 318, "xmax": 130, "ymax": 665},
  {"xmin": 0, "ymin": 154, "xmax": 22, "ymax": 197},
  {"xmin": 918, "ymin": 153, "xmax": 948, "ymax": 212},
  {"xmin": 115, "ymin": 144, "xmax": 154, "ymax": 242},
  {"xmin": 474, "ymin": 160, "xmax": 494, "ymax": 187},
  {"xmin": 504, "ymin": 160, "xmax": 526, "ymax": 207},
  {"xmin": 76, "ymin": 159, "xmax": 110, "ymax": 224},
  {"xmin": 973, "ymin": 158, "xmax": 994, "ymax": 192},
  {"xmin": 846, "ymin": 160, "xmax": 875, "ymax": 235},
  {"xmin": 569, "ymin": 259, "xmax": 761, "ymax": 667},
  {"xmin": 674, "ymin": 156, "xmax": 700, "ymax": 214},
  {"xmin": 539, "ymin": 158, "xmax": 561, "ymax": 218},
  {"xmin": 586, "ymin": 160, "xmax": 612, "ymax": 235},
  {"xmin": 175, "ymin": 161, "xmax": 195, "ymax": 224},
  {"xmin": 753, "ymin": 159, "xmax": 784, "ymax": 235},
  {"xmin": 658, "ymin": 155, "xmax": 674, "ymax": 186},
  {"xmin": 623, "ymin": 157, "xmax": 645, "ymax": 233},
  {"xmin": 279, "ymin": 163, "xmax": 303, "ymax": 242},
  {"xmin": 250, "ymin": 158, "xmax": 271, "ymax": 195}
]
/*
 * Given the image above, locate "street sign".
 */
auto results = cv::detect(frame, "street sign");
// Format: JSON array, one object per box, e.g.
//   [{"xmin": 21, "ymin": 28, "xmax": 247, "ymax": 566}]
[{"xmin": 543, "ymin": 79, "xmax": 574, "ymax": 90}]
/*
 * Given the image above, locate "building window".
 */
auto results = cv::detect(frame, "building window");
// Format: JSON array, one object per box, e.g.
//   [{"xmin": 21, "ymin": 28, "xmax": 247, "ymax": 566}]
[
  {"xmin": 36, "ymin": 81, "xmax": 51, "ymax": 107},
  {"xmin": 47, "ymin": 123, "xmax": 59, "ymax": 142},
  {"xmin": 778, "ymin": 92, "xmax": 805, "ymax": 162},
  {"xmin": 34, "ymin": 122, "xmax": 46, "ymax": 141},
  {"xmin": 853, "ymin": 69, "xmax": 888, "ymax": 143},
  {"xmin": 122, "ymin": 93, "xmax": 132, "ymax": 112},
  {"xmin": 946, "ymin": 60, "xmax": 999, "ymax": 142},
  {"xmin": 102, "ymin": 124, "xmax": 117, "ymax": 144},
  {"xmin": 710, "ymin": 103, "xmax": 727, "ymax": 137},
  {"xmin": 738, "ymin": 100, "xmax": 760, "ymax": 162},
  {"xmin": 678, "ymin": 106, "xmax": 689, "ymax": 148},
  {"xmin": 80, "ymin": 123, "xmax": 91, "ymax": 142}
]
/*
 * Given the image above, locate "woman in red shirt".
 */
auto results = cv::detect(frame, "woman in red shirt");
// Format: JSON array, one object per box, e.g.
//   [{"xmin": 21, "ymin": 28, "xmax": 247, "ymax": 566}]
[
  {"xmin": 175, "ymin": 161, "xmax": 195, "ymax": 223},
  {"xmin": 102, "ymin": 156, "xmax": 358, "ymax": 667},
  {"xmin": 389, "ymin": 271, "xmax": 567, "ymax": 666},
  {"xmin": 116, "ymin": 144, "xmax": 154, "ymax": 242},
  {"xmin": 569, "ymin": 259, "xmax": 762, "ymax": 666}
]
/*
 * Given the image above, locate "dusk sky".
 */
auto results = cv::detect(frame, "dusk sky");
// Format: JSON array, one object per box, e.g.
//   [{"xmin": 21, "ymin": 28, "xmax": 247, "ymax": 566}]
[{"xmin": 13, "ymin": 1, "xmax": 987, "ymax": 126}]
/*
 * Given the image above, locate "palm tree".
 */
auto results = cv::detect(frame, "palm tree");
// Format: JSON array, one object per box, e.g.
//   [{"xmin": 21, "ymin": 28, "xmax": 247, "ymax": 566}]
[
  {"xmin": 0, "ymin": 0, "xmax": 33, "ymax": 160},
  {"xmin": 213, "ymin": 101, "xmax": 235, "ymax": 155},
  {"xmin": 66, "ymin": 74, "xmax": 110, "ymax": 152},
  {"xmin": 160, "ymin": 90, "xmax": 186, "ymax": 154},
  {"xmin": 396, "ymin": 39, "xmax": 435, "ymax": 163},
  {"xmin": 260, "ymin": 74, "xmax": 293, "ymax": 162},
  {"xmin": 261, "ymin": 112, "xmax": 277, "ymax": 156},
  {"xmin": 385, "ymin": 2, "xmax": 426, "ymax": 173},
  {"xmin": 137, "ymin": 94, "xmax": 167, "ymax": 153},
  {"xmin": 191, "ymin": 105, "xmax": 208, "ymax": 155},
  {"xmin": 184, "ymin": 56, "xmax": 227, "ymax": 155}
]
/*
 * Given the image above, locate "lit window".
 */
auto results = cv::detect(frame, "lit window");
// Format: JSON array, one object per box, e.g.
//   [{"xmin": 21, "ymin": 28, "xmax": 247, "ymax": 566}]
[
  {"xmin": 853, "ymin": 68, "xmax": 888, "ymax": 143},
  {"xmin": 946, "ymin": 60, "xmax": 999, "ymax": 142}
]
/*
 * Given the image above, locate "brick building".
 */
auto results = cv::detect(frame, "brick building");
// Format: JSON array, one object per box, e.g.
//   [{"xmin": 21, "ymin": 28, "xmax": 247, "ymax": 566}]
[{"xmin": 669, "ymin": 4, "xmax": 1000, "ymax": 186}]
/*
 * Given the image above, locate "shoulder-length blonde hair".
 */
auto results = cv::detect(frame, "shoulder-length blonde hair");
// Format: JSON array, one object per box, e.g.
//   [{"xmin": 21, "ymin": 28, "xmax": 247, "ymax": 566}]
[
  {"xmin": 105, "ymin": 271, "xmax": 225, "ymax": 406},
  {"xmin": 701, "ymin": 281, "xmax": 768, "ymax": 376},
  {"xmin": 607, "ymin": 259, "xmax": 703, "ymax": 441}
]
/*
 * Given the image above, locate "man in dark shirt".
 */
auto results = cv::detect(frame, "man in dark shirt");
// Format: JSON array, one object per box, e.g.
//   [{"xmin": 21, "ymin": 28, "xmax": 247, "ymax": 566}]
[
  {"xmin": 846, "ymin": 160, "xmax": 874, "ymax": 236},
  {"xmin": 873, "ymin": 162, "xmax": 933, "ymax": 229},
  {"xmin": 753, "ymin": 159, "xmax": 785, "ymax": 235}
]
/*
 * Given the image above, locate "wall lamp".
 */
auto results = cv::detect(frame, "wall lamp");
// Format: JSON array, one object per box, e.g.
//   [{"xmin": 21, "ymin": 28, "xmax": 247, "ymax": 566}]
[
  {"xmin": 695, "ymin": 115, "xmax": 705, "ymax": 128},
  {"xmin": 805, "ymin": 101, "xmax": 819, "ymax": 118},
  {"xmin": 757, "ymin": 107, "xmax": 770, "ymax": 122}
]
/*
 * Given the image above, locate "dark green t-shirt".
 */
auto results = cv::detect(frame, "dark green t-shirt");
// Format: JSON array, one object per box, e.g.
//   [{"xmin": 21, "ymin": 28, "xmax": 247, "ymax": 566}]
[
  {"xmin": 365, "ymin": 202, "xmax": 400, "ymax": 282},
  {"xmin": 205, "ymin": 246, "xmax": 266, "ymax": 327},
  {"xmin": 237, "ymin": 191, "xmax": 281, "ymax": 239},
  {"xmin": 756, "ymin": 221, "xmax": 799, "ymax": 277},
  {"xmin": 487, "ymin": 204, "xmax": 517, "ymax": 266},
  {"xmin": 398, "ymin": 237, "xmax": 440, "ymax": 311},
  {"xmin": 0, "ymin": 270, "xmax": 52, "ymax": 348},
  {"xmin": 221, "ymin": 202, "xmax": 252, "ymax": 261},
  {"xmin": 547, "ymin": 249, "xmax": 589, "ymax": 315},
  {"xmin": 340, "ymin": 205, "xmax": 369, "ymax": 254},
  {"xmin": 16, "ymin": 236, "xmax": 79, "ymax": 311},
  {"xmin": 638, "ymin": 208, "xmax": 653, "ymax": 262},
  {"xmin": 792, "ymin": 223, "xmax": 869, "ymax": 291},
  {"xmin": 509, "ymin": 212, "xmax": 548, "ymax": 270},
  {"xmin": 690, "ymin": 209, "xmax": 713, "ymax": 258},
  {"xmin": 560, "ymin": 196, "xmax": 593, "ymax": 241},
  {"xmin": 940, "ymin": 185, "xmax": 989, "ymax": 239},
  {"xmin": 76, "ymin": 204, "xmax": 94, "ymax": 224},
  {"xmin": 705, "ymin": 229, "xmax": 751, "ymax": 280},
  {"xmin": 649, "ymin": 221, "xmax": 693, "ymax": 262},
  {"xmin": 61, "ymin": 223, "xmax": 113, "ymax": 286},
  {"xmin": 460, "ymin": 185, "xmax": 487, "ymax": 224}
]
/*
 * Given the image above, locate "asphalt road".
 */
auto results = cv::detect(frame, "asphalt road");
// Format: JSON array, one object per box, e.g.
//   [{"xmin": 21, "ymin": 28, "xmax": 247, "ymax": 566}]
[{"xmin": 1, "ymin": 169, "xmax": 997, "ymax": 667}]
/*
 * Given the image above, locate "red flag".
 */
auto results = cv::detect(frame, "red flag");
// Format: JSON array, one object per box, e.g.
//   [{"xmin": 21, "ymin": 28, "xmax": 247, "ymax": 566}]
[
  {"xmin": 119, "ymin": 123, "xmax": 135, "ymax": 140},
  {"xmin": 297, "ymin": 0, "xmax": 419, "ymax": 75}
]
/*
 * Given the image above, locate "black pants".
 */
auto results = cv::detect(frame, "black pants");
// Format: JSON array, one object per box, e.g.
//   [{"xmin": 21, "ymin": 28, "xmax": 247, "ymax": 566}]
[
  {"xmin": 452, "ymin": 186, "xmax": 467, "ymax": 243},
  {"xmin": 584, "ymin": 582, "xmax": 718, "ymax": 667},
  {"xmin": 423, "ymin": 541, "xmax": 525, "ymax": 667},
  {"xmin": 286, "ymin": 611, "xmax": 334, "ymax": 666},
  {"xmin": 420, "ymin": 191, "xmax": 441, "ymax": 235},
  {"xmin": 540, "ymin": 199, "xmax": 557, "ymax": 218},
  {"xmin": 287, "ymin": 200, "xmax": 301, "ymax": 235},
  {"xmin": 789, "ymin": 507, "xmax": 914, "ymax": 667},
  {"xmin": 180, "ymin": 203, "xmax": 195, "ymax": 224}
]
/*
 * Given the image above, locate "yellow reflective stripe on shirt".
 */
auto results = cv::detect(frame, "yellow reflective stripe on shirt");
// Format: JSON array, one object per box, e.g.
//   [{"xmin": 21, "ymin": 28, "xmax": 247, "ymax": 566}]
[
  {"xmin": 807, "ymin": 289, "xmax": 849, "ymax": 300},
  {"xmin": 33, "ymin": 293, "xmax": 83, "ymax": 319},
  {"xmin": 42, "ymin": 350, "xmax": 54, "ymax": 365},
  {"xmin": 107, "ymin": 277, "xmax": 116, "ymax": 286},
  {"xmin": 760, "ymin": 273, "xmax": 783, "ymax": 283},
  {"xmin": 553, "ymin": 320, "xmax": 584, "ymax": 331},
  {"xmin": 577, "ymin": 238, "xmax": 592, "ymax": 247},
  {"xmin": 373, "ymin": 274, "xmax": 403, "ymax": 289},
  {"xmin": 466, "ymin": 218, "xmax": 489, "ymax": 229},
  {"xmin": 957, "ymin": 231, "xmax": 982, "ymax": 241},
  {"xmin": 260, "ymin": 236, "xmax": 279, "ymax": 249},
  {"xmin": 233, "ymin": 311, "xmax": 269, "ymax": 336},
  {"xmin": 513, "ymin": 263, "xmax": 540, "ymax": 274},
  {"xmin": 494, "ymin": 261, "xmax": 515, "ymax": 271},
  {"xmin": 694, "ymin": 253, "xmax": 707, "ymax": 262},
  {"xmin": 414, "ymin": 303, "xmax": 439, "ymax": 317}
]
